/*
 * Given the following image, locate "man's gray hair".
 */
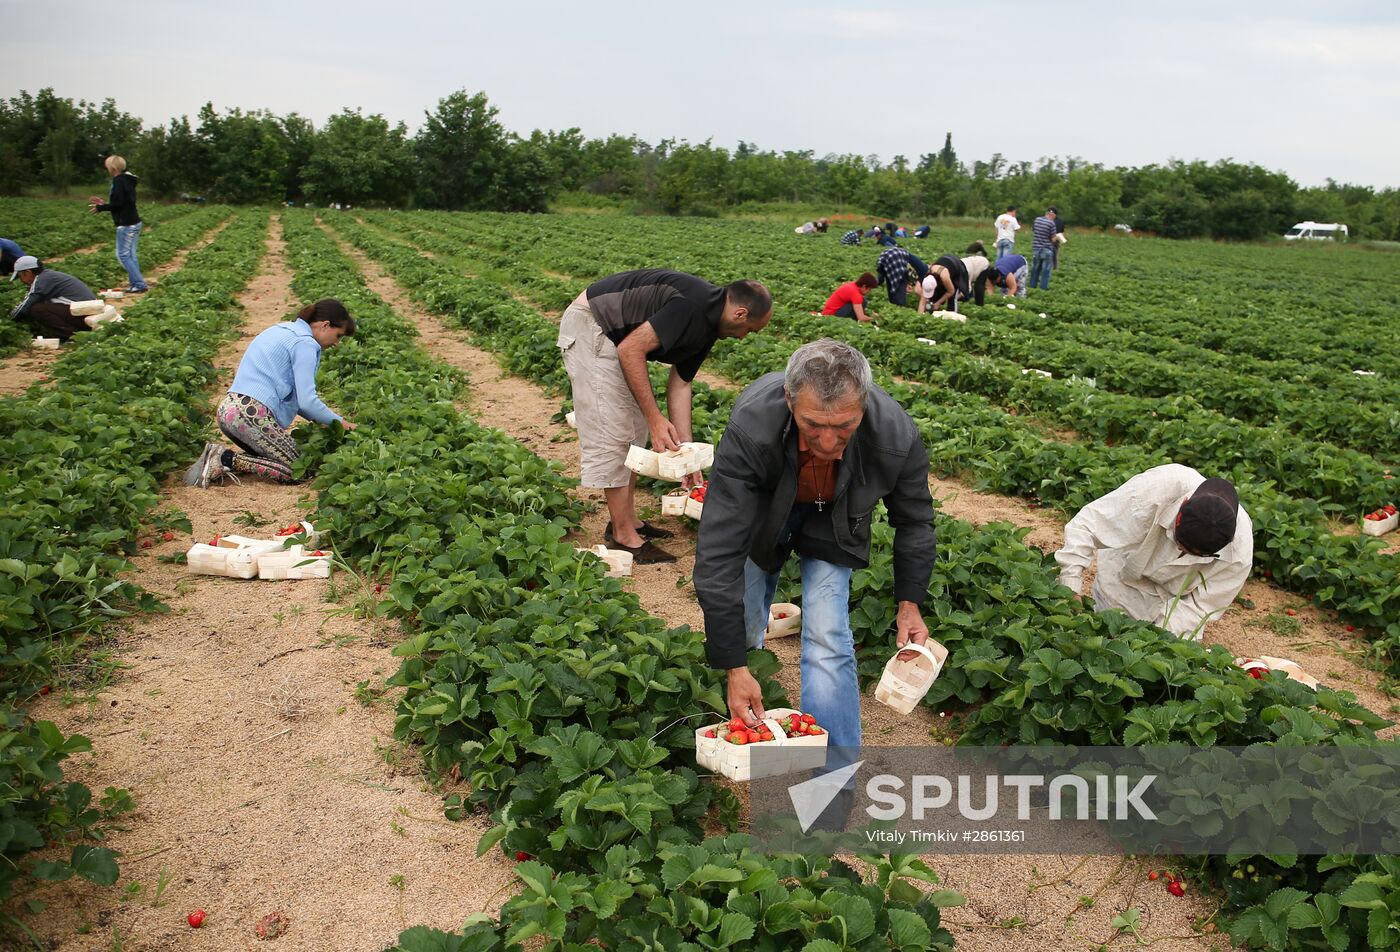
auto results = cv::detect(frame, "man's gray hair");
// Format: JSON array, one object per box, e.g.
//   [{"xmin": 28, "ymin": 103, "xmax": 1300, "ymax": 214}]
[{"xmin": 784, "ymin": 339, "xmax": 872, "ymax": 405}]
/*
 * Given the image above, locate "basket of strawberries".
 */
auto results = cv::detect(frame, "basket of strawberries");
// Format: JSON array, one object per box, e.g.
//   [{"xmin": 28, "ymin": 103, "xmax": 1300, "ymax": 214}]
[
  {"xmin": 1361, "ymin": 504, "xmax": 1397, "ymax": 537},
  {"xmin": 695, "ymin": 707, "xmax": 828, "ymax": 780}
]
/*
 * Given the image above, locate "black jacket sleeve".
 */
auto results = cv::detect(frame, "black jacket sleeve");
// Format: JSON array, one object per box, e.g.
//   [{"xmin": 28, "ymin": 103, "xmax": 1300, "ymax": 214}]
[
  {"xmin": 884, "ymin": 432, "xmax": 937, "ymax": 606},
  {"xmin": 693, "ymin": 422, "xmax": 770, "ymax": 670}
]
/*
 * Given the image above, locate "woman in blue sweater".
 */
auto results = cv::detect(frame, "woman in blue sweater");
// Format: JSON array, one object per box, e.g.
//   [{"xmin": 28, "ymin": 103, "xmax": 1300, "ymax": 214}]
[
  {"xmin": 185, "ymin": 299, "xmax": 357, "ymax": 488},
  {"xmin": 88, "ymin": 155, "xmax": 148, "ymax": 293}
]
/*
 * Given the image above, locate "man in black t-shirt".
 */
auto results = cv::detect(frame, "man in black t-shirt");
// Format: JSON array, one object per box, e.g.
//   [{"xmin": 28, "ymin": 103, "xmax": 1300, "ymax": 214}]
[{"xmin": 558, "ymin": 269, "xmax": 772, "ymax": 562}]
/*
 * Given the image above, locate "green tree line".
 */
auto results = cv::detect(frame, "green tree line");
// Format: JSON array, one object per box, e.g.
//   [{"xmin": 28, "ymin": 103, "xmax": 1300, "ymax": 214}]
[{"xmin": 3, "ymin": 87, "xmax": 1398, "ymax": 240}]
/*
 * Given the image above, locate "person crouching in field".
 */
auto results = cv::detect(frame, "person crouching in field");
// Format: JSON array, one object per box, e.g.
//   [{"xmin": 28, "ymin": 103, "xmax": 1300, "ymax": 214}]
[
  {"xmin": 820, "ymin": 272, "xmax": 879, "ymax": 322},
  {"xmin": 186, "ymin": 300, "xmax": 358, "ymax": 489},
  {"xmin": 558, "ymin": 269, "xmax": 772, "ymax": 563},
  {"xmin": 9, "ymin": 256, "xmax": 96, "ymax": 340},
  {"xmin": 920, "ymin": 242, "xmax": 992, "ymax": 313},
  {"xmin": 983, "ymin": 252, "xmax": 1028, "ymax": 299},
  {"xmin": 1054, "ymin": 464, "xmax": 1253, "ymax": 640}
]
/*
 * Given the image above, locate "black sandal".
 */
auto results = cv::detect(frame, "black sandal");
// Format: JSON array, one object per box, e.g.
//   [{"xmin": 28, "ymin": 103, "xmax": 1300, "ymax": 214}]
[
  {"xmin": 604, "ymin": 521, "xmax": 675, "ymax": 543},
  {"xmin": 609, "ymin": 538, "xmax": 677, "ymax": 565}
]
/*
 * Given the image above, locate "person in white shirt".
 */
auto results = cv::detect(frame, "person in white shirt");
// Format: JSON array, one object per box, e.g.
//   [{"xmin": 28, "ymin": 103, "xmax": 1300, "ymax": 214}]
[
  {"xmin": 993, "ymin": 206, "xmax": 1020, "ymax": 261},
  {"xmin": 1054, "ymin": 464, "xmax": 1253, "ymax": 640}
]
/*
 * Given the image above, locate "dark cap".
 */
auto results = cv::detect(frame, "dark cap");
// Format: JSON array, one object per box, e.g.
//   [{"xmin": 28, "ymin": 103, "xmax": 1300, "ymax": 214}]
[{"xmin": 1176, "ymin": 478, "xmax": 1239, "ymax": 556}]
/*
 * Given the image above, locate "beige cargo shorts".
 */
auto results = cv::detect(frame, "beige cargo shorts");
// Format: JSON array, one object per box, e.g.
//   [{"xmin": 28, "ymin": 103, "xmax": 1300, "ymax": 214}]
[{"xmin": 557, "ymin": 301, "xmax": 648, "ymax": 488}]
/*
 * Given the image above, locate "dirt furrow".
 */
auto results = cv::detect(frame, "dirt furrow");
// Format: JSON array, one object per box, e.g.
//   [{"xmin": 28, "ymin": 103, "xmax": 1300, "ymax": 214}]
[{"xmin": 30, "ymin": 216, "xmax": 514, "ymax": 952}]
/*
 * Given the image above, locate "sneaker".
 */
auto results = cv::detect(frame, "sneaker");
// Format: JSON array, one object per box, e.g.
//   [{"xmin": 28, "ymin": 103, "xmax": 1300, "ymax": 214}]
[
  {"xmin": 124, "ymin": 286, "xmax": 149, "ymax": 294},
  {"xmin": 183, "ymin": 442, "xmax": 219, "ymax": 486},
  {"xmin": 604, "ymin": 521, "xmax": 674, "ymax": 544},
  {"xmin": 198, "ymin": 445, "xmax": 241, "ymax": 489},
  {"xmin": 609, "ymin": 538, "xmax": 677, "ymax": 565}
]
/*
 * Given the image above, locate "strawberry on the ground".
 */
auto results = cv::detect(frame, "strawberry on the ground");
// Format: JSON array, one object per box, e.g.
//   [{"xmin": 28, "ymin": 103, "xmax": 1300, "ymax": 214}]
[
  {"xmin": 1285, "ymin": 608, "xmax": 1297, "ymax": 616},
  {"xmin": 188, "ymin": 909, "xmax": 206, "ymax": 928},
  {"xmin": 1148, "ymin": 870, "xmax": 1159, "ymax": 880},
  {"xmin": 162, "ymin": 531, "xmax": 175, "ymax": 541},
  {"xmin": 1168, "ymin": 881, "xmax": 1185, "ymax": 897},
  {"xmin": 514, "ymin": 851, "xmax": 532, "ymax": 861}
]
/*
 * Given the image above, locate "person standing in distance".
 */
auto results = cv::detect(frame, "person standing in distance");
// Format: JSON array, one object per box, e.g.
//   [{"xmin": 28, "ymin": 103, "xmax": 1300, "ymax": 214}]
[
  {"xmin": 993, "ymin": 205, "xmax": 1020, "ymax": 261},
  {"xmin": 558, "ymin": 270, "xmax": 772, "ymax": 563},
  {"xmin": 1028, "ymin": 206, "xmax": 1058, "ymax": 291},
  {"xmin": 88, "ymin": 155, "xmax": 148, "ymax": 293}
]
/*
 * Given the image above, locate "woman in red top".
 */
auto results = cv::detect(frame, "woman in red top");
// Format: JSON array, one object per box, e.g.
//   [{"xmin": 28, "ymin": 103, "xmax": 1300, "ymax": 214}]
[{"xmin": 820, "ymin": 272, "xmax": 879, "ymax": 321}]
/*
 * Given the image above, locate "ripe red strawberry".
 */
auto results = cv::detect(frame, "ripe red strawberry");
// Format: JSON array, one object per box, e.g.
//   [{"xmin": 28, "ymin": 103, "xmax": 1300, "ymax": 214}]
[
  {"xmin": 140, "ymin": 539, "xmax": 152, "ymax": 549},
  {"xmin": 514, "ymin": 851, "xmax": 532, "ymax": 861},
  {"xmin": 728, "ymin": 718, "xmax": 747, "ymax": 733},
  {"xmin": 1285, "ymin": 609, "xmax": 1297, "ymax": 616},
  {"xmin": 1167, "ymin": 881, "xmax": 1185, "ymax": 897},
  {"xmin": 807, "ymin": 726, "xmax": 825, "ymax": 736},
  {"xmin": 188, "ymin": 909, "xmax": 206, "ymax": 928},
  {"xmin": 1345, "ymin": 625, "xmax": 1355, "ymax": 632},
  {"xmin": 704, "ymin": 728, "xmax": 717, "ymax": 739},
  {"xmin": 38, "ymin": 685, "xmax": 51, "ymax": 696},
  {"xmin": 801, "ymin": 714, "xmax": 816, "ymax": 725},
  {"xmin": 729, "ymin": 733, "xmax": 748, "ymax": 746},
  {"xmin": 1148, "ymin": 870, "xmax": 1159, "ymax": 881},
  {"xmin": 162, "ymin": 531, "xmax": 175, "ymax": 542},
  {"xmin": 1247, "ymin": 668, "xmax": 1265, "ymax": 679},
  {"xmin": 774, "ymin": 612, "xmax": 788, "ymax": 619}
]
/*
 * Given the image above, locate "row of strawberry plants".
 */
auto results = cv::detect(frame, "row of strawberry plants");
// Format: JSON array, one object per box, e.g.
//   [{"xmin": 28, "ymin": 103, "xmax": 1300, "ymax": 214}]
[
  {"xmin": 0, "ymin": 198, "xmax": 199, "ymax": 261},
  {"xmin": 346, "ymin": 214, "xmax": 1400, "ymax": 952},
  {"xmin": 400, "ymin": 211, "xmax": 1399, "ymax": 500},
  {"xmin": 919, "ymin": 302, "xmax": 1400, "ymax": 457},
  {"xmin": 363, "ymin": 213, "xmax": 1400, "ymax": 668},
  {"xmin": 0, "ymin": 204, "xmax": 233, "ymax": 355},
  {"xmin": 0, "ymin": 211, "xmax": 267, "ymax": 933},
  {"xmin": 283, "ymin": 212, "xmax": 963, "ymax": 951},
  {"xmin": 385, "ymin": 208, "xmax": 1400, "ymax": 384},
  {"xmin": 399, "ymin": 211, "xmax": 1400, "ymax": 476}
]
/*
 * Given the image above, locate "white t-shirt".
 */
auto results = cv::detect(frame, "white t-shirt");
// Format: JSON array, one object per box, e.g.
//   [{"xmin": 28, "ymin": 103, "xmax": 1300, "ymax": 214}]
[
  {"xmin": 995, "ymin": 213, "xmax": 1020, "ymax": 243},
  {"xmin": 962, "ymin": 255, "xmax": 990, "ymax": 288}
]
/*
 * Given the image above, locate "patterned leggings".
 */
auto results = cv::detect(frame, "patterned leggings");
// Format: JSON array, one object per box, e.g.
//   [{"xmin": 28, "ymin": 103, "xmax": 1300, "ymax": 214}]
[{"xmin": 216, "ymin": 392, "xmax": 300, "ymax": 484}]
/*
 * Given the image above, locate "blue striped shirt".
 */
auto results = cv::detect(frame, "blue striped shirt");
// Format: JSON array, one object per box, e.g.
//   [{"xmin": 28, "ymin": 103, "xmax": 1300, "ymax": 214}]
[
  {"xmin": 1032, "ymin": 216, "xmax": 1058, "ymax": 253},
  {"xmin": 229, "ymin": 320, "xmax": 340, "ymax": 427}
]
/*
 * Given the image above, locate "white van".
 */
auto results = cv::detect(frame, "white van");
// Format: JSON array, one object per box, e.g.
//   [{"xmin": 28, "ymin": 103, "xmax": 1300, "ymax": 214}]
[{"xmin": 1283, "ymin": 221, "xmax": 1349, "ymax": 241}]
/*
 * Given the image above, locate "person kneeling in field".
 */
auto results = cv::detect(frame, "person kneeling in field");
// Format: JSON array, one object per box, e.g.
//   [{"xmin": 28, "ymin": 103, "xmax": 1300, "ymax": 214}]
[
  {"xmin": 9, "ymin": 256, "xmax": 96, "ymax": 341},
  {"xmin": 694, "ymin": 339, "xmax": 937, "ymax": 773},
  {"xmin": 558, "ymin": 269, "xmax": 772, "ymax": 563},
  {"xmin": 185, "ymin": 299, "xmax": 358, "ymax": 488},
  {"xmin": 820, "ymin": 272, "xmax": 879, "ymax": 322},
  {"xmin": 1055, "ymin": 464, "xmax": 1253, "ymax": 639}
]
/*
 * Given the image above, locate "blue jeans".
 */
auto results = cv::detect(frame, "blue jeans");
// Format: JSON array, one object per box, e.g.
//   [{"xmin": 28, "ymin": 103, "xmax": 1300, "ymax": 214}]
[
  {"xmin": 996, "ymin": 239, "xmax": 1014, "ymax": 261},
  {"xmin": 743, "ymin": 553, "xmax": 860, "ymax": 755},
  {"xmin": 1029, "ymin": 248, "xmax": 1054, "ymax": 290},
  {"xmin": 115, "ymin": 223, "xmax": 147, "ymax": 290}
]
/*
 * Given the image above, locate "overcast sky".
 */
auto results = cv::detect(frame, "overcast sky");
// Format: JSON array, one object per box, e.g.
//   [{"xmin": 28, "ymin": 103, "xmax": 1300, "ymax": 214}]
[{"xmin": 4, "ymin": 0, "xmax": 1398, "ymax": 188}]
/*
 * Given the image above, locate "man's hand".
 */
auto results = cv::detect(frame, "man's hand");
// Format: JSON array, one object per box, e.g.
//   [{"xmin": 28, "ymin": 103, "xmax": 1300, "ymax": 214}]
[
  {"xmin": 649, "ymin": 415, "xmax": 682, "ymax": 452},
  {"xmin": 339, "ymin": 419, "xmax": 359, "ymax": 431},
  {"xmin": 726, "ymin": 667, "xmax": 767, "ymax": 727},
  {"xmin": 894, "ymin": 600, "xmax": 929, "ymax": 661},
  {"xmin": 680, "ymin": 470, "xmax": 704, "ymax": 490}
]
